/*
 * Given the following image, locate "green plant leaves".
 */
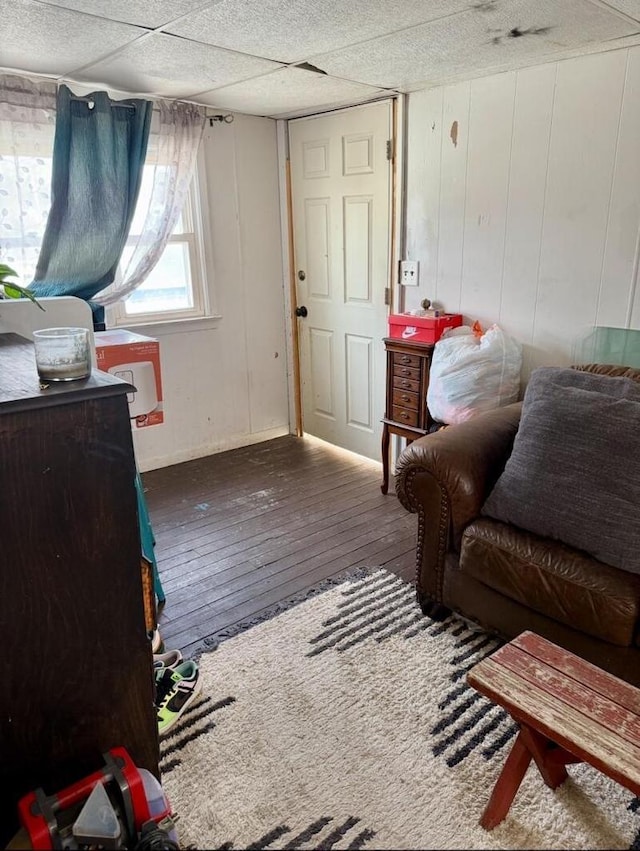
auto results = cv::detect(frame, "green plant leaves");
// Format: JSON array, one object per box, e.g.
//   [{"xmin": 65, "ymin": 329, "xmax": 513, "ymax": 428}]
[{"xmin": 0, "ymin": 264, "xmax": 45, "ymax": 310}]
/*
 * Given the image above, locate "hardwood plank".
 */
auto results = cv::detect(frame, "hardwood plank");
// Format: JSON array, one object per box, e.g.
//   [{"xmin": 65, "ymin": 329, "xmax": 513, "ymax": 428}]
[
  {"xmin": 156, "ymin": 475, "xmax": 382, "ymax": 561},
  {"xmin": 162, "ymin": 499, "xmax": 411, "ymax": 590},
  {"xmin": 150, "ymin": 458, "xmax": 375, "ymax": 538},
  {"xmin": 145, "ymin": 435, "xmax": 417, "ymax": 655},
  {"xmin": 161, "ymin": 513, "xmax": 412, "ymax": 623},
  {"xmin": 160, "ymin": 526, "xmax": 415, "ymax": 644}
]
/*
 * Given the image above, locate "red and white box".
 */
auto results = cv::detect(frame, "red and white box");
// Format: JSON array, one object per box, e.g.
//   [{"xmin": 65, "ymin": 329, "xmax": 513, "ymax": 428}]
[
  {"xmin": 94, "ymin": 330, "xmax": 163, "ymax": 428},
  {"xmin": 388, "ymin": 312, "xmax": 463, "ymax": 344}
]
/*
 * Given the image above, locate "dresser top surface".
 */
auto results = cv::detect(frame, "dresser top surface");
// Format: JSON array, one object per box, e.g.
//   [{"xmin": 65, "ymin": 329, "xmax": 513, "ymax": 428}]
[{"xmin": 0, "ymin": 332, "xmax": 133, "ymax": 412}]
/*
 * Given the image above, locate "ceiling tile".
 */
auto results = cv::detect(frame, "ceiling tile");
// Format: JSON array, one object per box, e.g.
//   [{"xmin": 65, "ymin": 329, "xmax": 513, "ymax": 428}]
[
  {"xmin": 193, "ymin": 67, "xmax": 388, "ymax": 118},
  {"xmin": 593, "ymin": 0, "xmax": 640, "ymax": 22},
  {"xmin": 310, "ymin": 0, "xmax": 639, "ymax": 90},
  {"xmin": 37, "ymin": 0, "xmax": 215, "ymax": 29},
  {"xmin": 167, "ymin": 0, "xmax": 471, "ymax": 63},
  {"xmin": 72, "ymin": 32, "xmax": 284, "ymax": 99},
  {"xmin": 0, "ymin": 0, "xmax": 144, "ymax": 77}
]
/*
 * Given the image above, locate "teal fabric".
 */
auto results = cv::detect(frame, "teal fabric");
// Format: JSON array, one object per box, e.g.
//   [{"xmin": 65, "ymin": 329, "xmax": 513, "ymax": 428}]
[
  {"xmin": 31, "ymin": 85, "xmax": 152, "ymax": 310},
  {"xmin": 136, "ymin": 469, "xmax": 166, "ymax": 604}
]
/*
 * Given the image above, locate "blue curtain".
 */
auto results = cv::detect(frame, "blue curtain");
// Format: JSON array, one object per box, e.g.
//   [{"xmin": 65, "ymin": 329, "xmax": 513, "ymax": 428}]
[{"xmin": 31, "ymin": 85, "xmax": 152, "ymax": 318}]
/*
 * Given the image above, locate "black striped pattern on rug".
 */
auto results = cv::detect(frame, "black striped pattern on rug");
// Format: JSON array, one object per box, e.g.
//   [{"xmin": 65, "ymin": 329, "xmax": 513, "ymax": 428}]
[
  {"xmin": 159, "ymin": 694, "xmax": 236, "ymax": 776},
  {"xmin": 305, "ymin": 569, "xmax": 516, "ymax": 769},
  {"xmin": 428, "ymin": 620, "xmax": 517, "ymax": 768},
  {"xmin": 202, "ymin": 814, "xmax": 376, "ymax": 851},
  {"xmin": 306, "ymin": 570, "xmax": 428, "ymax": 655}
]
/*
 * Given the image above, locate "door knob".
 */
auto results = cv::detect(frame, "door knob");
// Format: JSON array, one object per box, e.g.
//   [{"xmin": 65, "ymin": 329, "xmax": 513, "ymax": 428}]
[{"xmin": 295, "ymin": 306, "xmax": 308, "ymax": 318}]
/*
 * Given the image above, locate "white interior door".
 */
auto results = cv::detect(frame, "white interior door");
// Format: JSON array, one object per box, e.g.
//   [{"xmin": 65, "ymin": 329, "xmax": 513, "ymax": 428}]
[{"xmin": 289, "ymin": 100, "xmax": 393, "ymax": 461}]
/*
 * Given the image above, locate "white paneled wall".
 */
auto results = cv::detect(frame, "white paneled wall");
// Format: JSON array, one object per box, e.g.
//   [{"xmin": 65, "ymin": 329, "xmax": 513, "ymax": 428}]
[
  {"xmin": 131, "ymin": 114, "xmax": 290, "ymax": 472},
  {"xmin": 405, "ymin": 46, "xmax": 640, "ymax": 383}
]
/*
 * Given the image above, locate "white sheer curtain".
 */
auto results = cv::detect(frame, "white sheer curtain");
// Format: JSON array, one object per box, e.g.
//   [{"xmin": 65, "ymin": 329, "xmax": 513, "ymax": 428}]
[
  {"xmin": 0, "ymin": 74, "xmax": 57, "ymax": 286},
  {"xmin": 94, "ymin": 98, "xmax": 206, "ymax": 307}
]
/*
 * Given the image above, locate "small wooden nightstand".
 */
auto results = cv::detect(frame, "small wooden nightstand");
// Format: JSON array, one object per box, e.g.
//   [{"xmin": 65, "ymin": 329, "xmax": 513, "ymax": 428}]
[{"xmin": 381, "ymin": 337, "xmax": 435, "ymax": 494}]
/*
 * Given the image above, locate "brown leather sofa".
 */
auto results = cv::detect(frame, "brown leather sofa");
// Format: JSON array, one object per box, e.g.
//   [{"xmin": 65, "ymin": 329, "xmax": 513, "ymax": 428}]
[{"xmin": 394, "ymin": 363, "xmax": 640, "ymax": 687}]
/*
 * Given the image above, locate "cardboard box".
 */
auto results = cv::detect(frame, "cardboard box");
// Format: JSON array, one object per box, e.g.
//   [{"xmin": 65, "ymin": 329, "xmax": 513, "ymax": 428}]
[
  {"xmin": 388, "ymin": 312, "xmax": 463, "ymax": 344},
  {"xmin": 95, "ymin": 330, "xmax": 163, "ymax": 428}
]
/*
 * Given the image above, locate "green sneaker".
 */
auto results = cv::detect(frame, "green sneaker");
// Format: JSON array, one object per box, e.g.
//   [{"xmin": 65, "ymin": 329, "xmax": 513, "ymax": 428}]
[
  {"xmin": 156, "ymin": 661, "xmax": 202, "ymax": 735},
  {"xmin": 153, "ymin": 650, "xmax": 185, "ymax": 708}
]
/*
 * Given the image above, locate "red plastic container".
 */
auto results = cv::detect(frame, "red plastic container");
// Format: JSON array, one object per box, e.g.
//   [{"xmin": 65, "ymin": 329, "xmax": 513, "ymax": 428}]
[{"xmin": 388, "ymin": 312, "xmax": 463, "ymax": 344}]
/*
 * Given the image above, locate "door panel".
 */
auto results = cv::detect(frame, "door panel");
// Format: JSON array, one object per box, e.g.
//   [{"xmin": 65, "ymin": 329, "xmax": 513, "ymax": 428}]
[
  {"xmin": 344, "ymin": 196, "xmax": 372, "ymax": 303},
  {"xmin": 309, "ymin": 327, "xmax": 335, "ymax": 419},
  {"xmin": 289, "ymin": 100, "xmax": 392, "ymax": 460},
  {"xmin": 346, "ymin": 333, "xmax": 373, "ymax": 430}
]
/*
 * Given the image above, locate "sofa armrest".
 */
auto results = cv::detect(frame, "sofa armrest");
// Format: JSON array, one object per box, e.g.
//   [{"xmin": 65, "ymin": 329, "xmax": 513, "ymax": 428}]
[
  {"xmin": 396, "ymin": 401, "xmax": 522, "ymax": 539},
  {"xmin": 394, "ymin": 402, "xmax": 522, "ymax": 612}
]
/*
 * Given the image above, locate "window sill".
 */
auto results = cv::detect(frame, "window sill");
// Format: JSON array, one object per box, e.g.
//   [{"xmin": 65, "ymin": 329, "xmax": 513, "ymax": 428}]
[{"xmin": 110, "ymin": 314, "xmax": 223, "ymax": 336}]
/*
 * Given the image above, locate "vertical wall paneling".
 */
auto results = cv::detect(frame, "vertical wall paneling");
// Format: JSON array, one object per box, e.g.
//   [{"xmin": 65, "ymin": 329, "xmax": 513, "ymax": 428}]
[
  {"xmin": 460, "ymin": 72, "xmax": 516, "ymax": 327},
  {"xmin": 598, "ymin": 49, "xmax": 640, "ymax": 329},
  {"xmin": 236, "ymin": 115, "xmax": 289, "ymax": 434},
  {"xmin": 404, "ymin": 88, "xmax": 443, "ymax": 313},
  {"xmin": 436, "ymin": 81, "xmax": 471, "ymax": 315},
  {"xmin": 534, "ymin": 50, "xmax": 627, "ymax": 365},
  {"xmin": 405, "ymin": 44, "xmax": 640, "ymax": 385},
  {"xmin": 132, "ymin": 115, "xmax": 290, "ymax": 472},
  {"xmin": 500, "ymin": 63, "xmax": 556, "ymax": 378}
]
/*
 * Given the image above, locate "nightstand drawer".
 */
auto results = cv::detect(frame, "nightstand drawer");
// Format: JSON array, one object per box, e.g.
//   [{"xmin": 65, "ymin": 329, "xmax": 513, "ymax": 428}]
[
  {"xmin": 393, "ymin": 365, "xmax": 420, "ymax": 381},
  {"xmin": 392, "ymin": 389, "xmax": 419, "ymax": 410},
  {"xmin": 393, "ymin": 352, "xmax": 421, "ymax": 369},
  {"xmin": 392, "ymin": 406, "xmax": 419, "ymax": 427},
  {"xmin": 393, "ymin": 375, "xmax": 420, "ymax": 393}
]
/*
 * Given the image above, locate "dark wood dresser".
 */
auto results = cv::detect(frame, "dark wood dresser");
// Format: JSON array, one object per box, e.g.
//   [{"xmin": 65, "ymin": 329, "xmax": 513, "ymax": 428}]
[
  {"xmin": 381, "ymin": 337, "xmax": 435, "ymax": 494},
  {"xmin": 0, "ymin": 334, "xmax": 159, "ymax": 841}
]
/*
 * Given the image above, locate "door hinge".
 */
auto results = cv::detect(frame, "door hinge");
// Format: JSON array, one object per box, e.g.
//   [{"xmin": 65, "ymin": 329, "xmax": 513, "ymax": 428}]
[
  {"xmin": 386, "ymin": 139, "xmax": 394, "ymax": 161},
  {"xmin": 384, "ymin": 287, "xmax": 391, "ymax": 306}
]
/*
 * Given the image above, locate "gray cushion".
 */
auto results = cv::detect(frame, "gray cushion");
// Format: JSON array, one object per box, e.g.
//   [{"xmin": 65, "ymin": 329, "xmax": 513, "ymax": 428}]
[{"xmin": 482, "ymin": 366, "xmax": 640, "ymax": 574}]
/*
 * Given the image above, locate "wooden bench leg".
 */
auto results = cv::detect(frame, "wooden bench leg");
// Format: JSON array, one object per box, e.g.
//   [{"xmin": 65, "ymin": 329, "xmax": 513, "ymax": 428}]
[
  {"xmin": 520, "ymin": 725, "xmax": 569, "ymax": 789},
  {"xmin": 480, "ymin": 730, "xmax": 532, "ymax": 830},
  {"xmin": 480, "ymin": 723, "xmax": 574, "ymax": 830}
]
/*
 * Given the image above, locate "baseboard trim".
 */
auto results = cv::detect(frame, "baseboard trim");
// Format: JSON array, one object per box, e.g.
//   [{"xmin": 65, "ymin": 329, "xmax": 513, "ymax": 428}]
[{"xmin": 134, "ymin": 425, "xmax": 292, "ymax": 472}]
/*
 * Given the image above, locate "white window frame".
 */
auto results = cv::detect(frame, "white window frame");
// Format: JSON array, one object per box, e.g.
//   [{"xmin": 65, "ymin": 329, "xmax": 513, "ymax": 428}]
[{"xmin": 108, "ymin": 148, "xmax": 213, "ymax": 328}]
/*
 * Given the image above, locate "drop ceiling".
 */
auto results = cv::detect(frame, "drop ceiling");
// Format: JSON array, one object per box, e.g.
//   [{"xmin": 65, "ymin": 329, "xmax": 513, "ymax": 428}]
[{"xmin": 2, "ymin": 0, "xmax": 640, "ymax": 119}]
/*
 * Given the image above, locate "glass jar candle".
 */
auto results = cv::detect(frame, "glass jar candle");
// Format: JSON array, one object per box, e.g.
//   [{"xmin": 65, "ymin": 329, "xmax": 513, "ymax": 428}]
[{"xmin": 33, "ymin": 327, "xmax": 91, "ymax": 381}]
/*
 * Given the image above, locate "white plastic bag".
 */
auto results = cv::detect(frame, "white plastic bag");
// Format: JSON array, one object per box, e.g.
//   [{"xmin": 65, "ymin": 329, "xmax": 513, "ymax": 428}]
[{"xmin": 427, "ymin": 324, "xmax": 522, "ymax": 424}]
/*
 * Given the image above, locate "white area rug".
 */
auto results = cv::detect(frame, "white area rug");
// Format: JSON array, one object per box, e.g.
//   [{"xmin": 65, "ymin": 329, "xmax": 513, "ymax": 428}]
[{"xmin": 160, "ymin": 569, "xmax": 639, "ymax": 850}]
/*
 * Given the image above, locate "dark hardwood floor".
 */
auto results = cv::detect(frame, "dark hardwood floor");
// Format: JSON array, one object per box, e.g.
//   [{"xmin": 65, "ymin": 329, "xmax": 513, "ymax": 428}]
[{"xmin": 141, "ymin": 434, "xmax": 418, "ymax": 658}]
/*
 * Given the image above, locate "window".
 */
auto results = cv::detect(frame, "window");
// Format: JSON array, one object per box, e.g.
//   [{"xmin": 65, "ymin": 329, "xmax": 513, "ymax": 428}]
[
  {"xmin": 0, "ymin": 151, "xmax": 54, "ymax": 286},
  {"xmin": 109, "ymin": 157, "xmax": 210, "ymax": 327},
  {"xmin": 1, "ymin": 103, "xmax": 211, "ymax": 326}
]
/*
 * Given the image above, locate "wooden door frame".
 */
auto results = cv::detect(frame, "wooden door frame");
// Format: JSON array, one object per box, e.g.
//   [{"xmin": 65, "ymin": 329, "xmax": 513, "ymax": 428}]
[{"xmin": 277, "ymin": 94, "xmax": 406, "ymax": 440}]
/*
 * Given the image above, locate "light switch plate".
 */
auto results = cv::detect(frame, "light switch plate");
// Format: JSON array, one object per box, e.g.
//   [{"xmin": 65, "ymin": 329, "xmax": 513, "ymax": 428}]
[{"xmin": 400, "ymin": 260, "xmax": 419, "ymax": 286}]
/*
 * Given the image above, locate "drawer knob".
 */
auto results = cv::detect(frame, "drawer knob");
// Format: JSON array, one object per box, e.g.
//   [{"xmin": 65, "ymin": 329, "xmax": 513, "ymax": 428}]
[
  {"xmin": 401, "ymin": 412, "xmax": 410, "ymax": 419},
  {"xmin": 400, "ymin": 356, "xmax": 411, "ymax": 363},
  {"xmin": 402, "ymin": 394, "xmax": 410, "ymax": 402}
]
